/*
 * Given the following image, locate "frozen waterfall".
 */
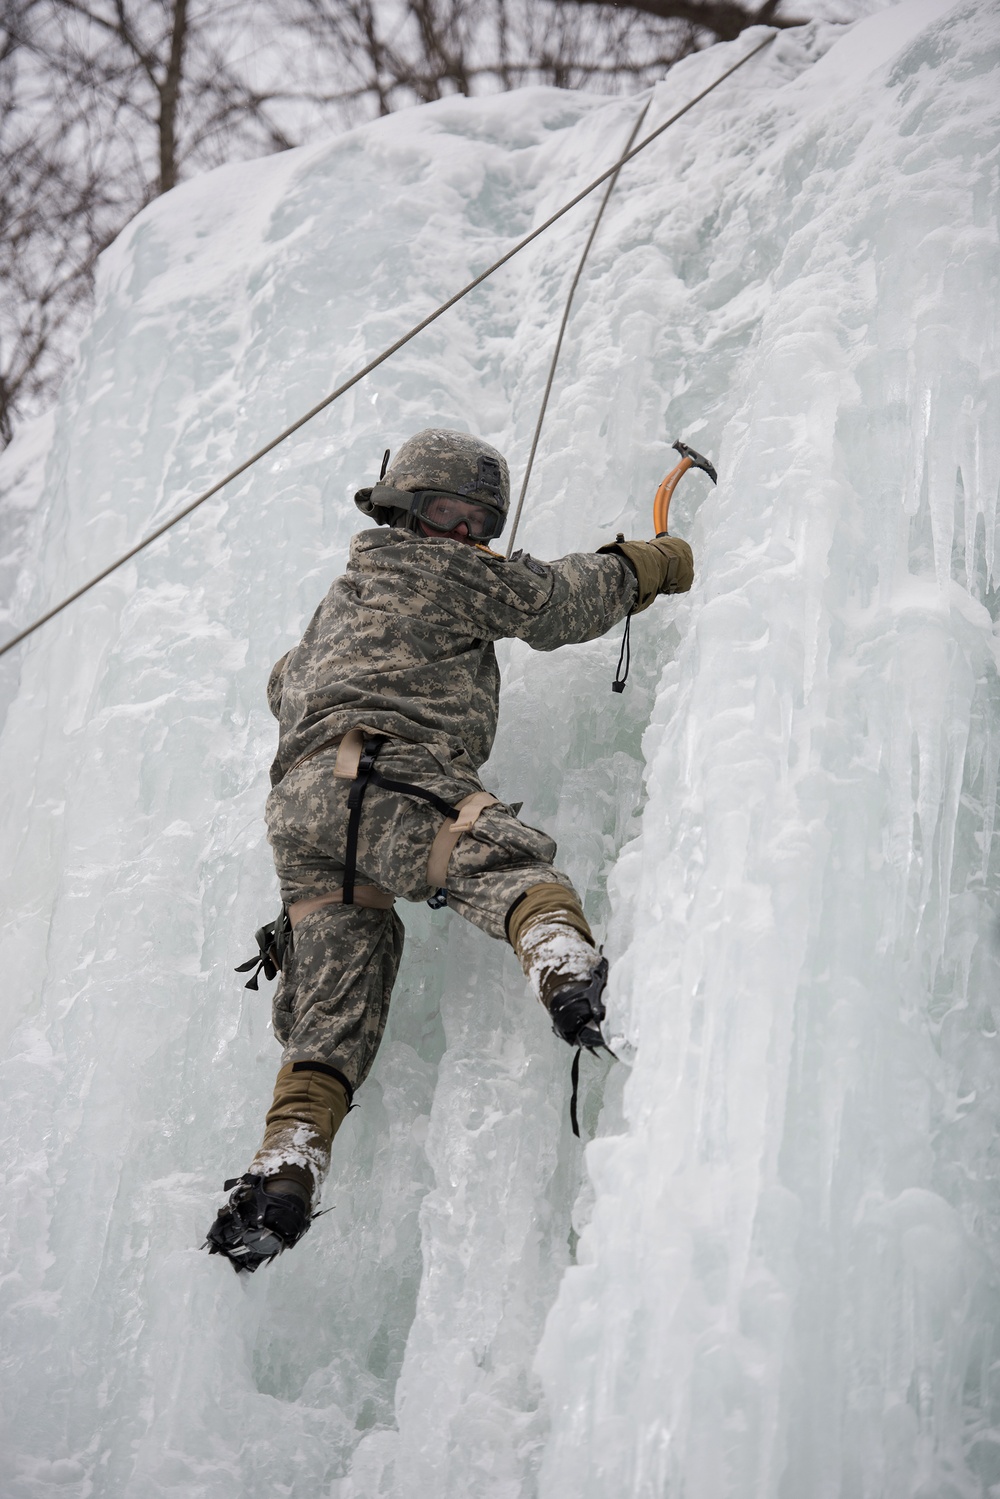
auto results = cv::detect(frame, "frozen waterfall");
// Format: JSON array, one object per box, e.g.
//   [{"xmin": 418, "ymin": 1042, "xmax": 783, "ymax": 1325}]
[{"xmin": 1, "ymin": 1, "xmax": 999, "ymax": 1493}]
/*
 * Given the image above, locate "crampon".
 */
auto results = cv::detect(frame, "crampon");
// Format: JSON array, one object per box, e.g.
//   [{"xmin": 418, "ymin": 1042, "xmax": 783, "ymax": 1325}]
[
  {"xmin": 546, "ymin": 957, "xmax": 614, "ymax": 1138},
  {"xmin": 547, "ymin": 956, "xmax": 610, "ymax": 1051},
  {"xmin": 204, "ymin": 1174, "xmax": 313, "ymax": 1273}
]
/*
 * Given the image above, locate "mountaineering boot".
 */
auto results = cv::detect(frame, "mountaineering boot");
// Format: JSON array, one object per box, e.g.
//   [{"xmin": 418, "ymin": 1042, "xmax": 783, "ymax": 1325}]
[
  {"xmin": 205, "ymin": 1175, "xmax": 312, "ymax": 1273},
  {"xmin": 507, "ymin": 882, "xmax": 610, "ymax": 1049},
  {"xmin": 547, "ymin": 956, "xmax": 610, "ymax": 1050},
  {"xmin": 205, "ymin": 1061, "xmax": 351, "ymax": 1271}
]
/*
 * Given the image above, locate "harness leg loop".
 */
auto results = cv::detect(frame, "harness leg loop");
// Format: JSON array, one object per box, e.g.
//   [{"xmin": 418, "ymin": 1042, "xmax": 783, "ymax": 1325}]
[{"xmin": 343, "ymin": 736, "xmax": 387, "ymax": 905}]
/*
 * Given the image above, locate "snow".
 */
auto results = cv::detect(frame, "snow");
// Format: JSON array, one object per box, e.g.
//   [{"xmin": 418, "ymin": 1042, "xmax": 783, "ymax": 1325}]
[{"xmin": 1, "ymin": 1, "xmax": 999, "ymax": 1493}]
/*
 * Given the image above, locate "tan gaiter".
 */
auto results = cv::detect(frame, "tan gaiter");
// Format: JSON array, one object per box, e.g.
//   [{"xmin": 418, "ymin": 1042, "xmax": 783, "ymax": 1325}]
[
  {"xmin": 247, "ymin": 1063, "xmax": 350, "ymax": 1196},
  {"xmin": 508, "ymin": 882, "xmax": 598, "ymax": 1011}
]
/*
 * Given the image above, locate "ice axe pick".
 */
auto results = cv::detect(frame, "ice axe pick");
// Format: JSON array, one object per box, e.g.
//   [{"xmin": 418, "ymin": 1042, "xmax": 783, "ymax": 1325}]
[{"xmin": 652, "ymin": 440, "xmax": 717, "ymax": 537}]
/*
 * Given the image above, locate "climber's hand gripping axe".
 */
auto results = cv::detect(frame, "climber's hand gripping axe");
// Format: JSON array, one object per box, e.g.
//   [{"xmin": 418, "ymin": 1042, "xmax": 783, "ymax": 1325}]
[{"xmin": 653, "ymin": 440, "xmax": 717, "ymax": 536}]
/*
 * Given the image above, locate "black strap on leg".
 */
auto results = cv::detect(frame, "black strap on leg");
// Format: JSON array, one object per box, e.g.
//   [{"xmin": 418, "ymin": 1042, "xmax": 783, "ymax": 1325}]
[
  {"xmin": 341, "ymin": 738, "xmax": 464, "ymax": 907},
  {"xmin": 343, "ymin": 736, "xmax": 387, "ymax": 904},
  {"xmin": 342, "ymin": 745, "xmax": 462, "ymax": 905},
  {"xmin": 367, "ymin": 771, "xmax": 459, "ymax": 821}
]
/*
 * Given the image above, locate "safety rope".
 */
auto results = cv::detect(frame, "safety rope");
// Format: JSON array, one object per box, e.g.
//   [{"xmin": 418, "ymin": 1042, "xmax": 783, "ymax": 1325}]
[
  {"xmin": 504, "ymin": 93, "xmax": 654, "ymax": 558},
  {"xmin": 0, "ymin": 32, "xmax": 774, "ymax": 662}
]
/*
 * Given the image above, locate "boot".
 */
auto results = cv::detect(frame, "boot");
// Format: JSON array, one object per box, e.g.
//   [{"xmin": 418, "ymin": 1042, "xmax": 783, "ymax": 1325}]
[
  {"xmin": 508, "ymin": 883, "xmax": 609, "ymax": 1049},
  {"xmin": 547, "ymin": 956, "xmax": 610, "ymax": 1050},
  {"xmin": 205, "ymin": 1061, "xmax": 351, "ymax": 1272},
  {"xmin": 205, "ymin": 1174, "xmax": 312, "ymax": 1273}
]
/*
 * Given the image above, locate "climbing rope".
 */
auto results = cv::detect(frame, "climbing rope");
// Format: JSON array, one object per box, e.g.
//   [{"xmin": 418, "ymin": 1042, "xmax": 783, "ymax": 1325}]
[
  {"xmin": 0, "ymin": 32, "xmax": 774, "ymax": 662},
  {"xmin": 504, "ymin": 92, "xmax": 654, "ymax": 558}
]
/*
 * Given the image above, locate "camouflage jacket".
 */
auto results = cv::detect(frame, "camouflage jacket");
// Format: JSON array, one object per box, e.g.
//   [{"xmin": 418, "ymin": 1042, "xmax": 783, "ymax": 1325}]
[{"xmin": 267, "ymin": 528, "xmax": 638, "ymax": 785}]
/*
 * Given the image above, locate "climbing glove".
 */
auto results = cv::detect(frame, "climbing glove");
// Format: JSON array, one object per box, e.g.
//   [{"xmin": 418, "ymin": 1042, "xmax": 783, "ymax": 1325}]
[{"xmin": 597, "ymin": 536, "xmax": 694, "ymax": 613}]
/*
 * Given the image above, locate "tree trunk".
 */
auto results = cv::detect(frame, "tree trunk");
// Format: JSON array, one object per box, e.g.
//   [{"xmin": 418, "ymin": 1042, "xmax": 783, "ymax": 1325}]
[{"xmin": 158, "ymin": 0, "xmax": 189, "ymax": 194}]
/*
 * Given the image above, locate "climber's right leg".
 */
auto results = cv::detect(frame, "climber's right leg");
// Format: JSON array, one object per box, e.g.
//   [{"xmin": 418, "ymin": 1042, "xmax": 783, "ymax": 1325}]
[{"xmin": 440, "ymin": 806, "xmax": 610, "ymax": 1050}]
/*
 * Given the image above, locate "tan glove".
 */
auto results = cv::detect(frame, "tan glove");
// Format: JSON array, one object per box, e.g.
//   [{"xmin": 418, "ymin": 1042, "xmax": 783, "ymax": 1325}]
[{"xmin": 597, "ymin": 536, "xmax": 694, "ymax": 614}]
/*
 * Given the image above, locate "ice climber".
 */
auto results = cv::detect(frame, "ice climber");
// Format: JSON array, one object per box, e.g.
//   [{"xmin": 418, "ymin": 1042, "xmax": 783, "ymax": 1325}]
[{"xmin": 206, "ymin": 428, "xmax": 694, "ymax": 1271}]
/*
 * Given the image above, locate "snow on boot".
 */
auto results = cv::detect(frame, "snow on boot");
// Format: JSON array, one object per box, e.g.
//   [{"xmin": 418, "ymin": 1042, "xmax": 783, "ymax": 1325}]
[
  {"xmin": 507, "ymin": 882, "xmax": 609, "ymax": 1047},
  {"xmin": 205, "ymin": 1174, "xmax": 312, "ymax": 1273}
]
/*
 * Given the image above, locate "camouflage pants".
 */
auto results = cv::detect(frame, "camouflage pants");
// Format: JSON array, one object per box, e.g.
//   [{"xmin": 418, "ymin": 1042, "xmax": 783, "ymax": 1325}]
[{"xmin": 265, "ymin": 738, "xmax": 576, "ymax": 1092}]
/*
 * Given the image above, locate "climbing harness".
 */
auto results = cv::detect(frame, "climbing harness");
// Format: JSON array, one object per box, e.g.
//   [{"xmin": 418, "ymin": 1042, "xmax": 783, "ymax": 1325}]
[
  {"xmin": 0, "ymin": 32, "xmax": 775, "ymax": 663},
  {"xmin": 234, "ymin": 887, "xmax": 396, "ymax": 988},
  {"xmin": 237, "ymin": 728, "xmax": 501, "ymax": 988},
  {"xmin": 287, "ymin": 888, "xmax": 396, "ymax": 922},
  {"xmin": 343, "ymin": 736, "xmax": 389, "ymax": 905},
  {"xmin": 331, "ymin": 729, "xmax": 499, "ymax": 904}
]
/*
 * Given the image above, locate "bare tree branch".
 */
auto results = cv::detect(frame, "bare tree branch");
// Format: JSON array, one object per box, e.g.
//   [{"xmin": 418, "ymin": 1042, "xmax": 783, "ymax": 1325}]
[
  {"xmin": 0, "ymin": 0, "xmax": 817, "ymax": 449},
  {"xmin": 553, "ymin": 0, "xmax": 807, "ymax": 42}
]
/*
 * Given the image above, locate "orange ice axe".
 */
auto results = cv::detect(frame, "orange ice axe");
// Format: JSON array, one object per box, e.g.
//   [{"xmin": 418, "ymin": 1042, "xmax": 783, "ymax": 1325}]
[{"xmin": 653, "ymin": 440, "xmax": 717, "ymax": 537}]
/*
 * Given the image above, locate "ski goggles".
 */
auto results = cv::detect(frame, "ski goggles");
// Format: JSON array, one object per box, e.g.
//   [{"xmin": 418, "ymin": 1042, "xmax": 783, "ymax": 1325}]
[{"xmin": 406, "ymin": 490, "xmax": 506, "ymax": 541}]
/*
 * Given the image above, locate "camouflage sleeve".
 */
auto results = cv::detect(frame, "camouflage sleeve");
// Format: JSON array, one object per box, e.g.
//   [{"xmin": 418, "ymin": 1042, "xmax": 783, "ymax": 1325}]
[
  {"xmin": 432, "ymin": 543, "xmax": 638, "ymax": 649},
  {"xmin": 267, "ymin": 653, "xmax": 289, "ymax": 718},
  {"xmin": 508, "ymin": 551, "xmax": 638, "ymax": 652}
]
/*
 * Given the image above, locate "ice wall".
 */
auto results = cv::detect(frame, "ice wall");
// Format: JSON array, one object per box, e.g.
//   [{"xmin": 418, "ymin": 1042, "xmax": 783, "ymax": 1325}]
[{"xmin": 1, "ymin": 2, "xmax": 998, "ymax": 1495}]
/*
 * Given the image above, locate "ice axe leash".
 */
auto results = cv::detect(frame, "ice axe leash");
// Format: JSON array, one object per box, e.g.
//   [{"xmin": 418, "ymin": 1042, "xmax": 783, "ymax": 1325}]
[
  {"xmin": 0, "ymin": 33, "xmax": 775, "ymax": 662},
  {"xmin": 611, "ymin": 438, "xmax": 717, "ymax": 693}
]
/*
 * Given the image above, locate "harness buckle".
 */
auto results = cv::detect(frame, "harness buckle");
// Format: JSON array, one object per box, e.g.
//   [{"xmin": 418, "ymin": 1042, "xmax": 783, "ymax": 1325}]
[{"xmin": 357, "ymin": 739, "xmax": 385, "ymax": 776}]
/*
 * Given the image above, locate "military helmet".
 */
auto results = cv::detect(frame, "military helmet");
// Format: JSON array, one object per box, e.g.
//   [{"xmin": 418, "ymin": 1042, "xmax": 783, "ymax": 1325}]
[{"xmin": 355, "ymin": 428, "xmax": 510, "ymax": 540}]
